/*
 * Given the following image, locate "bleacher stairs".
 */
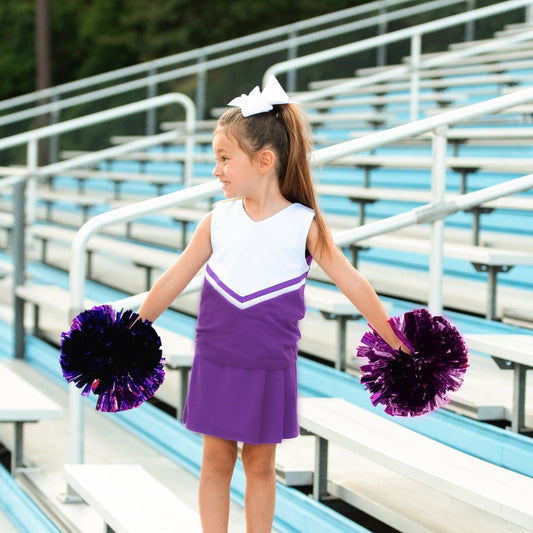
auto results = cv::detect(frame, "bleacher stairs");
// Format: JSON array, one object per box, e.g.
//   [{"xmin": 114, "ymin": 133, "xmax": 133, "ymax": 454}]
[{"xmin": 0, "ymin": 8, "xmax": 533, "ymax": 533}]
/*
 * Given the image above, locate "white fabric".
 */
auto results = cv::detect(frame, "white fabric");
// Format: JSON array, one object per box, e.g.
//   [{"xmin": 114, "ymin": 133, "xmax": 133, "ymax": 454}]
[
  {"xmin": 228, "ymin": 75, "xmax": 292, "ymax": 117},
  {"xmin": 208, "ymin": 199, "xmax": 314, "ymax": 299},
  {"xmin": 204, "ymin": 269, "xmax": 307, "ymax": 310}
]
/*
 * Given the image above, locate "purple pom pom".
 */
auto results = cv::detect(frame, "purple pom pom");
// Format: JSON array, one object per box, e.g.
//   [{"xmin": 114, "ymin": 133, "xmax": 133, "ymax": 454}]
[
  {"xmin": 356, "ymin": 308, "xmax": 469, "ymax": 417},
  {"xmin": 59, "ymin": 305, "xmax": 165, "ymax": 412}
]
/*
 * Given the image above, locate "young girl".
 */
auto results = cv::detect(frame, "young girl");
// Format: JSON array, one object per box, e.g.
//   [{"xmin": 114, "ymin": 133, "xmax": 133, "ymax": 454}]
[{"xmin": 138, "ymin": 76, "xmax": 408, "ymax": 533}]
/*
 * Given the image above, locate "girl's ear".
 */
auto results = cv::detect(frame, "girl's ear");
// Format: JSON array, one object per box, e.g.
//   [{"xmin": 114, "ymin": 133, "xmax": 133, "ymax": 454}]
[{"xmin": 256, "ymin": 149, "xmax": 276, "ymax": 174}]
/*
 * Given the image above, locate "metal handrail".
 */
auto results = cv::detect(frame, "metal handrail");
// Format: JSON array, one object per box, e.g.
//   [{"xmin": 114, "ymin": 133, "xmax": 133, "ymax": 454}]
[
  {"xmin": 0, "ymin": 93, "xmax": 193, "ymax": 152},
  {"xmin": 65, "ymin": 179, "xmax": 221, "ymax": 469},
  {"xmin": 9, "ymin": 92, "xmax": 198, "ymax": 401},
  {"xmin": 297, "ymin": 27, "xmax": 533, "ymax": 121},
  {"xmin": 266, "ymin": 0, "xmax": 532, "ymax": 81},
  {"xmin": 265, "ymin": 0, "xmax": 533, "ymax": 120},
  {"xmin": 0, "ymin": 173, "xmax": 30, "ymax": 190},
  {"xmin": 0, "ymin": 0, "xmax": 483, "ymax": 127},
  {"xmin": 311, "ymin": 86, "xmax": 533, "ymax": 165},
  {"xmin": 0, "ymin": 93, "xmax": 196, "ymax": 228}
]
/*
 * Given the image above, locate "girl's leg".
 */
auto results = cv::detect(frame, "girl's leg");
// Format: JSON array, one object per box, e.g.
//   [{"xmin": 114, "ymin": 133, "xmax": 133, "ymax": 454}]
[
  {"xmin": 199, "ymin": 435, "xmax": 238, "ymax": 533},
  {"xmin": 241, "ymin": 442, "xmax": 277, "ymax": 533}
]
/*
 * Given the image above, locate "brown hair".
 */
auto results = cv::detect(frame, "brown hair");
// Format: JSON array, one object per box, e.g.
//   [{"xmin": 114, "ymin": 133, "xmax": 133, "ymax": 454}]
[{"xmin": 216, "ymin": 104, "xmax": 331, "ymax": 256}]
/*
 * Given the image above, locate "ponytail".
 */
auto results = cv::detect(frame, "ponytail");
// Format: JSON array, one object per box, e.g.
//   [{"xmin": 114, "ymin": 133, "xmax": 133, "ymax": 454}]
[{"xmin": 216, "ymin": 104, "xmax": 332, "ymax": 257}]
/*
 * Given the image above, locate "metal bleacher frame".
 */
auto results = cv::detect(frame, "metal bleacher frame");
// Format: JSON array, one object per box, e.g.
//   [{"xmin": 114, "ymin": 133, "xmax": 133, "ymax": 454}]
[{"xmin": 5, "ymin": 83, "xmax": 525, "ymax": 470}]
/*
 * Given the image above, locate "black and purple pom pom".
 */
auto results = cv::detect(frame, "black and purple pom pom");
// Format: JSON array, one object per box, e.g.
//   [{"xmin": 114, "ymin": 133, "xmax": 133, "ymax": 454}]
[
  {"xmin": 356, "ymin": 308, "xmax": 468, "ymax": 417},
  {"xmin": 60, "ymin": 305, "xmax": 165, "ymax": 412}
]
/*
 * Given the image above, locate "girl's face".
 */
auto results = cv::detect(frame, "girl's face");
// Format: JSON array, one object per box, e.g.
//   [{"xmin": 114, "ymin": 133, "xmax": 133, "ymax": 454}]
[{"xmin": 212, "ymin": 129, "xmax": 259, "ymax": 198}]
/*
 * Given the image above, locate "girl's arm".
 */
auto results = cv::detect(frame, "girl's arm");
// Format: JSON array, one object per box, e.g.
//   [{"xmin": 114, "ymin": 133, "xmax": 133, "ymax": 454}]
[
  {"xmin": 137, "ymin": 212, "xmax": 213, "ymax": 323},
  {"xmin": 307, "ymin": 219, "xmax": 409, "ymax": 352}
]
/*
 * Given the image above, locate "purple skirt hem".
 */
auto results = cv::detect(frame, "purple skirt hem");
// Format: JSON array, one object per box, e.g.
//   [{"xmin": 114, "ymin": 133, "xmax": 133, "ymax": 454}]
[
  {"xmin": 184, "ymin": 420, "xmax": 300, "ymax": 445},
  {"xmin": 183, "ymin": 355, "xmax": 299, "ymax": 445}
]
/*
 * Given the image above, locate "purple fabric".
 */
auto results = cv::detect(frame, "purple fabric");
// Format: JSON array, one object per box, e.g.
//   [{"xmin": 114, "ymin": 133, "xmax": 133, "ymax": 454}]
[
  {"xmin": 183, "ymin": 356, "xmax": 299, "ymax": 444},
  {"xmin": 194, "ymin": 279, "xmax": 306, "ymax": 369},
  {"xmin": 185, "ymin": 270, "xmax": 308, "ymax": 443}
]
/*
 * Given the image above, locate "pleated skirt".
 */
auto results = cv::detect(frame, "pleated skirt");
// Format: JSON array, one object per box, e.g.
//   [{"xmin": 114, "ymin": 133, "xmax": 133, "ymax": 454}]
[{"xmin": 182, "ymin": 355, "xmax": 299, "ymax": 444}]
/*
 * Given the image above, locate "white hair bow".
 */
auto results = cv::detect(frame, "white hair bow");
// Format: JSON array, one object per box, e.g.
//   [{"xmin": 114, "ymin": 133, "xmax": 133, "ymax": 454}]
[{"xmin": 228, "ymin": 76, "xmax": 292, "ymax": 117}]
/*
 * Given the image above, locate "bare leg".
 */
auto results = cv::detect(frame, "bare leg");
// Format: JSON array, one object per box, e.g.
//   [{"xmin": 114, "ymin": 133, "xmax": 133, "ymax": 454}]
[
  {"xmin": 241, "ymin": 442, "xmax": 277, "ymax": 533},
  {"xmin": 199, "ymin": 435, "xmax": 238, "ymax": 533}
]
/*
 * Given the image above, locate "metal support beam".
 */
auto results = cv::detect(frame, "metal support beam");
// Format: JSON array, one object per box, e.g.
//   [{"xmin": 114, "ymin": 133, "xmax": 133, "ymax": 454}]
[
  {"xmin": 146, "ymin": 68, "xmax": 158, "ymax": 136},
  {"xmin": 429, "ymin": 125, "xmax": 448, "ymax": 315},
  {"xmin": 313, "ymin": 436, "xmax": 329, "ymax": 501},
  {"xmin": 512, "ymin": 364, "xmax": 527, "ymax": 433},
  {"xmin": 13, "ymin": 179, "xmax": 26, "ymax": 359},
  {"xmin": 409, "ymin": 33, "xmax": 421, "ymax": 122},
  {"xmin": 12, "ymin": 422, "xmax": 24, "ymax": 472},
  {"xmin": 195, "ymin": 56, "xmax": 207, "ymax": 120},
  {"xmin": 336, "ymin": 316, "xmax": 349, "ymax": 371}
]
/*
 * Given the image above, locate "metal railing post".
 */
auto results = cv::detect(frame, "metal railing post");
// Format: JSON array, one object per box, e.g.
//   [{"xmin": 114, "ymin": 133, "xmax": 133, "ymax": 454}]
[
  {"xmin": 146, "ymin": 68, "xmax": 158, "ymax": 136},
  {"xmin": 49, "ymin": 95, "xmax": 60, "ymax": 164},
  {"xmin": 428, "ymin": 125, "xmax": 448, "ymax": 315},
  {"xmin": 465, "ymin": 0, "xmax": 476, "ymax": 42},
  {"xmin": 181, "ymin": 98, "xmax": 196, "ymax": 188},
  {"xmin": 26, "ymin": 139, "xmax": 38, "ymax": 228},
  {"xmin": 13, "ymin": 178, "xmax": 26, "ymax": 359},
  {"xmin": 287, "ymin": 30, "xmax": 299, "ymax": 92},
  {"xmin": 409, "ymin": 32, "xmax": 422, "ymax": 122},
  {"xmin": 377, "ymin": 0, "xmax": 389, "ymax": 66},
  {"xmin": 196, "ymin": 55, "xmax": 207, "ymax": 120}
]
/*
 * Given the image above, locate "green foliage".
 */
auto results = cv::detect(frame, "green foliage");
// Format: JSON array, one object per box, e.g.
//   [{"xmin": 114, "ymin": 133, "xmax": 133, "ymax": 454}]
[
  {"xmin": 0, "ymin": 1, "xmax": 35, "ymax": 98},
  {"xmin": 76, "ymin": 0, "xmax": 137, "ymax": 78},
  {"xmin": 0, "ymin": 0, "xmax": 364, "ymax": 100},
  {"xmin": 0, "ymin": 0, "xmax": 523, "ymax": 102}
]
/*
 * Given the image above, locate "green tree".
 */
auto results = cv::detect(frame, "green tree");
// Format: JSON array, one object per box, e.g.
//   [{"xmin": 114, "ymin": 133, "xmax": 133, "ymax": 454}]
[
  {"xmin": 0, "ymin": 0, "xmax": 364, "ymax": 100},
  {"xmin": 0, "ymin": 1, "xmax": 35, "ymax": 98},
  {"xmin": 77, "ymin": 0, "xmax": 137, "ymax": 78},
  {"xmin": 0, "ymin": 0, "xmax": 518, "ymax": 102}
]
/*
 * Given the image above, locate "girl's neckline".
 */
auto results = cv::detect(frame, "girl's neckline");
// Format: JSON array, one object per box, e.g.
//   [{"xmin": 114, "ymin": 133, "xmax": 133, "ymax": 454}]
[{"xmin": 240, "ymin": 198, "xmax": 294, "ymax": 223}]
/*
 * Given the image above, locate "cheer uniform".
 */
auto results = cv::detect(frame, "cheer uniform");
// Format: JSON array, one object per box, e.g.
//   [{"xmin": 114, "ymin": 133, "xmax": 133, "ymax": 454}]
[{"xmin": 183, "ymin": 198, "xmax": 315, "ymax": 444}]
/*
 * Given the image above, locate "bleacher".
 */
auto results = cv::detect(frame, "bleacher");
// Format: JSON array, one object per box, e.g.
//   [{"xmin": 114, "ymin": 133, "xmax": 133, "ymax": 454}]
[{"xmin": 1, "ymin": 1, "xmax": 533, "ymax": 531}]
